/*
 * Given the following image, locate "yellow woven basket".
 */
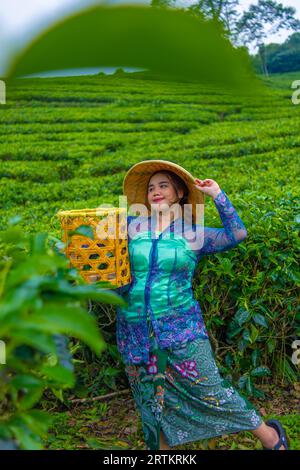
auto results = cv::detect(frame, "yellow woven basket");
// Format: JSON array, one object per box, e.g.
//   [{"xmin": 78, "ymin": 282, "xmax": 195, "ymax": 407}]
[{"xmin": 57, "ymin": 207, "xmax": 131, "ymax": 287}]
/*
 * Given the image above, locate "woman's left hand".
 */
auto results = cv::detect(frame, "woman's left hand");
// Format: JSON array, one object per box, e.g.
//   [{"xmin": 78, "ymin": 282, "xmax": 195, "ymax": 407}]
[{"xmin": 194, "ymin": 178, "xmax": 221, "ymax": 199}]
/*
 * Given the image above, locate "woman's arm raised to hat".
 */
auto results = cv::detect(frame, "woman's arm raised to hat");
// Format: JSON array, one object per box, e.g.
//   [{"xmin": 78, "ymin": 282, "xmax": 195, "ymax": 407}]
[{"xmin": 194, "ymin": 179, "xmax": 248, "ymax": 255}]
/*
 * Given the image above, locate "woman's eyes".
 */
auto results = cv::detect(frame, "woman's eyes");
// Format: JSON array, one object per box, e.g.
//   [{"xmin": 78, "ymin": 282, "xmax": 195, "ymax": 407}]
[{"xmin": 149, "ymin": 184, "xmax": 168, "ymax": 191}]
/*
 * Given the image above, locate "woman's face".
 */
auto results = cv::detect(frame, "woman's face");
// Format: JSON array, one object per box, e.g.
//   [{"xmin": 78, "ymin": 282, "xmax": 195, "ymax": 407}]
[{"xmin": 147, "ymin": 172, "xmax": 183, "ymax": 212}]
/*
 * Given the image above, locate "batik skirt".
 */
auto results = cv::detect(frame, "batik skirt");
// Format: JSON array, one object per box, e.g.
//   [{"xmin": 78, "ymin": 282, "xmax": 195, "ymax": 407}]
[{"xmin": 124, "ymin": 320, "xmax": 263, "ymax": 450}]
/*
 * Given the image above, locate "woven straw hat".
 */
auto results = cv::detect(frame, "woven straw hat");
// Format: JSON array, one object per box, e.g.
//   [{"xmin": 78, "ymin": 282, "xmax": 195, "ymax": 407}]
[{"xmin": 123, "ymin": 160, "xmax": 205, "ymax": 222}]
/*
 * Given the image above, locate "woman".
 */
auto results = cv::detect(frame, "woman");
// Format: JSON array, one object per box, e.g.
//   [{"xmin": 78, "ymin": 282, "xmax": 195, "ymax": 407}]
[{"xmin": 116, "ymin": 160, "xmax": 289, "ymax": 451}]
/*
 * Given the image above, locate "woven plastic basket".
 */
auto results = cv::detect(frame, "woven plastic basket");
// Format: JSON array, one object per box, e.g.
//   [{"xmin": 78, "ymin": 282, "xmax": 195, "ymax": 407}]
[{"xmin": 57, "ymin": 207, "xmax": 131, "ymax": 287}]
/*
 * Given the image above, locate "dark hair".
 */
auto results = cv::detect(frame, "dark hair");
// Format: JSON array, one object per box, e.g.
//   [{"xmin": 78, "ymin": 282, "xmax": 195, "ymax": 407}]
[{"xmin": 146, "ymin": 170, "xmax": 189, "ymax": 209}]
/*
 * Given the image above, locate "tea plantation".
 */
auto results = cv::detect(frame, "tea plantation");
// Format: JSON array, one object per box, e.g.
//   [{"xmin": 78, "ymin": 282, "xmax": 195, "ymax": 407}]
[{"xmin": 0, "ymin": 69, "xmax": 299, "ymax": 450}]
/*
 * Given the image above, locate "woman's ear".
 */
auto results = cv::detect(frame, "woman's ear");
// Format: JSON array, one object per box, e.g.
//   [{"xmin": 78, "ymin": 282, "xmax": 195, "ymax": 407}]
[{"xmin": 178, "ymin": 189, "xmax": 184, "ymax": 199}]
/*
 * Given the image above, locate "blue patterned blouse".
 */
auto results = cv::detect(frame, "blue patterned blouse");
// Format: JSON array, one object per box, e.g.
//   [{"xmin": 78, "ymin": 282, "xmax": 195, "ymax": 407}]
[{"xmin": 116, "ymin": 189, "xmax": 247, "ymax": 365}]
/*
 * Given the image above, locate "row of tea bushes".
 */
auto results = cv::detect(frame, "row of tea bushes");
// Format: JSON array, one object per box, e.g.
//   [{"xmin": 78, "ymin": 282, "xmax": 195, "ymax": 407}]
[{"xmin": 1, "ymin": 70, "xmax": 299, "ymax": 396}]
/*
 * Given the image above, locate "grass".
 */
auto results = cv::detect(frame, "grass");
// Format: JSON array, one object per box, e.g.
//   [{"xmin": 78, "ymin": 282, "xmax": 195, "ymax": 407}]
[{"xmin": 42, "ymin": 382, "xmax": 300, "ymax": 450}]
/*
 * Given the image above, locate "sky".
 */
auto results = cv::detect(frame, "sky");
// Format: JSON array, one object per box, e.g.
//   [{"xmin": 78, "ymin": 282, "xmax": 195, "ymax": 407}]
[{"xmin": 1, "ymin": 0, "xmax": 299, "ymax": 76}]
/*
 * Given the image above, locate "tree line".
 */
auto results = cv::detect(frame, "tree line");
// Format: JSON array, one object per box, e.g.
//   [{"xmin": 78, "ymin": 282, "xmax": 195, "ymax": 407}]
[{"xmin": 151, "ymin": 0, "xmax": 300, "ymax": 76}]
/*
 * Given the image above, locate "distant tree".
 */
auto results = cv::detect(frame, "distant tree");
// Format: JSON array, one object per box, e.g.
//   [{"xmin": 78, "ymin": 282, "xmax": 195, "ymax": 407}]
[
  {"xmin": 150, "ymin": 0, "xmax": 300, "ymax": 75},
  {"xmin": 151, "ymin": 0, "xmax": 176, "ymax": 8},
  {"xmin": 251, "ymin": 31, "xmax": 300, "ymax": 73},
  {"xmin": 285, "ymin": 30, "xmax": 300, "ymax": 47},
  {"xmin": 150, "ymin": 0, "xmax": 253, "ymax": 72},
  {"xmin": 186, "ymin": 0, "xmax": 240, "ymax": 39},
  {"xmin": 151, "ymin": 0, "xmax": 240, "ymax": 33},
  {"xmin": 236, "ymin": 0, "xmax": 300, "ymax": 76}
]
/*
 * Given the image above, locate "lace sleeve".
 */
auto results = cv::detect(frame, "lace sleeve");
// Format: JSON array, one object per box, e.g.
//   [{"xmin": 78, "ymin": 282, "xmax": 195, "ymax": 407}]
[{"xmin": 196, "ymin": 189, "xmax": 248, "ymax": 256}]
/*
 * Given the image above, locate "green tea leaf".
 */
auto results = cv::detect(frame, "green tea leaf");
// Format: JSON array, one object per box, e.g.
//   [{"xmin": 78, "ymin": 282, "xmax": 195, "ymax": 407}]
[
  {"xmin": 7, "ymin": 5, "xmax": 263, "ymax": 96},
  {"xmin": 251, "ymin": 366, "xmax": 271, "ymax": 377},
  {"xmin": 68, "ymin": 225, "xmax": 94, "ymax": 240},
  {"xmin": 253, "ymin": 314, "xmax": 268, "ymax": 328}
]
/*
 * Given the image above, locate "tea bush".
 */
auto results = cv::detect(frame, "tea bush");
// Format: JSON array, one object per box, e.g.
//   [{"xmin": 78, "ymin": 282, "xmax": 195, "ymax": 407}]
[{"xmin": 0, "ymin": 219, "xmax": 125, "ymax": 449}]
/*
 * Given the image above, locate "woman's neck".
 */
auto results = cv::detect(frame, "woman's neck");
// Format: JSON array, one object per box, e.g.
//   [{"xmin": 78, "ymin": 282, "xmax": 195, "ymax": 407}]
[{"xmin": 155, "ymin": 211, "xmax": 177, "ymax": 232}]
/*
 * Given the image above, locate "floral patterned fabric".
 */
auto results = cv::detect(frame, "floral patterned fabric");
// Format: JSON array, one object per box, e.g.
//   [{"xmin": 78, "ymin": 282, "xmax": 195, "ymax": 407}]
[
  {"xmin": 116, "ymin": 189, "xmax": 248, "ymax": 365},
  {"xmin": 125, "ymin": 320, "xmax": 263, "ymax": 450}
]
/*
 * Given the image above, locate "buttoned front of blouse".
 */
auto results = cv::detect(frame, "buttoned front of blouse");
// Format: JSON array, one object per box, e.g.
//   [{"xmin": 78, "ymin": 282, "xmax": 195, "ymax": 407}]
[{"xmin": 116, "ymin": 189, "xmax": 248, "ymax": 366}]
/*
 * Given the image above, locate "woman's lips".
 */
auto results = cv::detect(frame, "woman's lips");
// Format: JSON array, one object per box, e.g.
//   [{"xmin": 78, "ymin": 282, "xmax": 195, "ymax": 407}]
[{"xmin": 153, "ymin": 198, "xmax": 164, "ymax": 202}]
